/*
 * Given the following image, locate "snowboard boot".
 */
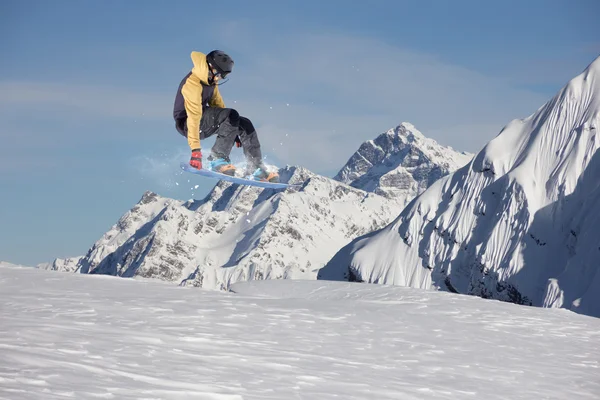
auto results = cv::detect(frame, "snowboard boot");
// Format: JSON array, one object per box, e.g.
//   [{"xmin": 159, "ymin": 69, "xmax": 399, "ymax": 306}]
[
  {"xmin": 207, "ymin": 155, "xmax": 236, "ymax": 176},
  {"xmin": 251, "ymin": 166, "xmax": 279, "ymax": 183}
]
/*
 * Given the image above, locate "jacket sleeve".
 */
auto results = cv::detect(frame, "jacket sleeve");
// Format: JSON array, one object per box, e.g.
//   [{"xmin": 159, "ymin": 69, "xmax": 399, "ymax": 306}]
[
  {"xmin": 181, "ymin": 77, "xmax": 204, "ymax": 150},
  {"xmin": 209, "ymin": 85, "xmax": 226, "ymax": 108}
]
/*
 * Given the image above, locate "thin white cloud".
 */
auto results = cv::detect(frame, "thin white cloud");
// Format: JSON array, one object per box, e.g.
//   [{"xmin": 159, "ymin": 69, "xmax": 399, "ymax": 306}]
[
  {"xmin": 212, "ymin": 30, "xmax": 552, "ymax": 170},
  {"xmin": 493, "ymin": 53, "xmax": 600, "ymax": 87},
  {"xmin": 0, "ymin": 152, "xmax": 59, "ymax": 173},
  {"xmin": 0, "ymin": 29, "xmax": 575, "ymax": 176},
  {"xmin": 0, "ymin": 81, "xmax": 171, "ymax": 119}
]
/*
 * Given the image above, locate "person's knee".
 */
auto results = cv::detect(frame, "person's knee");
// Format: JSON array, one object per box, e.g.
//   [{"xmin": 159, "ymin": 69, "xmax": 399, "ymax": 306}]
[
  {"xmin": 239, "ymin": 116, "xmax": 255, "ymax": 134},
  {"xmin": 223, "ymin": 108, "xmax": 240, "ymax": 125}
]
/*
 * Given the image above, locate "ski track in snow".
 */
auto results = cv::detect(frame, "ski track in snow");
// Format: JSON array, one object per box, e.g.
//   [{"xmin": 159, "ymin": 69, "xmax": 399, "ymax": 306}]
[{"xmin": 1, "ymin": 264, "xmax": 599, "ymax": 399}]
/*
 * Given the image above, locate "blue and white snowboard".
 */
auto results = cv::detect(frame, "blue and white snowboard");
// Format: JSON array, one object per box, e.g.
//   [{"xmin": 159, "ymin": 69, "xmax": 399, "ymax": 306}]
[{"xmin": 180, "ymin": 162, "xmax": 300, "ymax": 189}]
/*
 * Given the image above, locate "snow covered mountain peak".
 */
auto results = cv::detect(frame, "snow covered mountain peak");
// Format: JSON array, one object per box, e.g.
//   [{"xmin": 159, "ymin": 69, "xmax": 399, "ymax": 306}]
[
  {"xmin": 334, "ymin": 122, "xmax": 472, "ymax": 203},
  {"xmin": 320, "ymin": 56, "xmax": 600, "ymax": 318},
  {"xmin": 41, "ymin": 124, "xmax": 469, "ymax": 291},
  {"xmin": 473, "ymin": 55, "xmax": 599, "ymax": 213},
  {"xmin": 48, "ymin": 164, "xmax": 403, "ymax": 290}
]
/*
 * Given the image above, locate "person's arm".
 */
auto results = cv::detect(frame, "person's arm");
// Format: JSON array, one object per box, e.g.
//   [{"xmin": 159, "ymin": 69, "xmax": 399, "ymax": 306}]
[{"xmin": 181, "ymin": 77, "xmax": 204, "ymax": 150}]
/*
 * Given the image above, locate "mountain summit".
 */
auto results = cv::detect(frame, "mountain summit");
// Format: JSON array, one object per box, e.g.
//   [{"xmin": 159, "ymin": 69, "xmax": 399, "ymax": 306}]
[
  {"xmin": 40, "ymin": 126, "xmax": 469, "ymax": 290},
  {"xmin": 319, "ymin": 56, "xmax": 600, "ymax": 318},
  {"xmin": 334, "ymin": 122, "xmax": 472, "ymax": 205}
]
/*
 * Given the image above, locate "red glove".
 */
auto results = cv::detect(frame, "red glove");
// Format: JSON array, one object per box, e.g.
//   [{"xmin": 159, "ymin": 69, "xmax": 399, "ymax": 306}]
[
  {"xmin": 190, "ymin": 149, "xmax": 202, "ymax": 169},
  {"xmin": 235, "ymin": 136, "xmax": 242, "ymax": 148}
]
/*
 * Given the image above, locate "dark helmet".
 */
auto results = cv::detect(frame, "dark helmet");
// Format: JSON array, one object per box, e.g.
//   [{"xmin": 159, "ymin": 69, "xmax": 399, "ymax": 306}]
[{"xmin": 206, "ymin": 50, "xmax": 234, "ymax": 78}]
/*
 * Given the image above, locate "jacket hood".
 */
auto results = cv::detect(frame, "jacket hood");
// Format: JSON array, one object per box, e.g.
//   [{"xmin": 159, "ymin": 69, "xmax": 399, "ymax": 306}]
[{"xmin": 190, "ymin": 51, "xmax": 210, "ymax": 85}]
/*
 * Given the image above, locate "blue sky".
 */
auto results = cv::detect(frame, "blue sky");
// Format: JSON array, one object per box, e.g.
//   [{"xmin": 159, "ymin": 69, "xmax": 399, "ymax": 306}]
[{"xmin": 1, "ymin": 0, "xmax": 598, "ymax": 266}]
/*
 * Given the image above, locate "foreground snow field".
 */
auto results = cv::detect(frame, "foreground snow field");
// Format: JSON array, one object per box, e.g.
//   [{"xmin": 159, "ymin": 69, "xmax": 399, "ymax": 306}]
[{"xmin": 1, "ymin": 264, "xmax": 599, "ymax": 399}]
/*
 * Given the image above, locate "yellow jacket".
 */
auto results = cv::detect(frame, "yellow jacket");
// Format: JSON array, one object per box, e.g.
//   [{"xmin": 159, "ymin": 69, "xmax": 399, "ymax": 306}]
[{"xmin": 181, "ymin": 51, "xmax": 226, "ymax": 150}]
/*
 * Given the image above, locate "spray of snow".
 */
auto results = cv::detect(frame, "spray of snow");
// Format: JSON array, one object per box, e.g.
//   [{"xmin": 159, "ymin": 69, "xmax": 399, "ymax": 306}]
[{"xmin": 133, "ymin": 148, "xmax": 190, "ymax": 189}]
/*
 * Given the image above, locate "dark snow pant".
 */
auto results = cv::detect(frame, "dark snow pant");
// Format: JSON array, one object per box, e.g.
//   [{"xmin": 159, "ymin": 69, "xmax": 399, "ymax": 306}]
[{"xmin": 198, "ymin": 107, "xmax": 263, "ymax": 169}]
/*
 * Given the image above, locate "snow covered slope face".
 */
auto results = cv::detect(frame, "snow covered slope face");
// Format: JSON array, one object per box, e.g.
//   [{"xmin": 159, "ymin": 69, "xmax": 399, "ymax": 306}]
[
  {"xmin": 320, "ymin": 56, "xmax": 600, "ymax": 318},
  {"xmin": 45, "ymin": 125, "xmax": 470, "ymax": 291},
  {"xmin": 37, "ymin": 256, "xmax": 82, "ymax": 272},
  {"xmin": 56, "ymin": 167, "xmax": 401, "ymax": 290},
  {"xmin": 334, "ymin": 122, "xmax": 472, "ymax": 205}
]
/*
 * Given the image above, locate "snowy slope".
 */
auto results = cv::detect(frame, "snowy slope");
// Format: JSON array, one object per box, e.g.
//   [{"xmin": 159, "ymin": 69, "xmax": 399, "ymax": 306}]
[
  {"xmin": 335, "ymin": 122, "xmax": 472, "ymax": 205},
  {"xmin": 2, "ymin": 263, "xmax": 599, "ymax": 399},
  {"xmin": 50, "ymin": 167, "xmax": 401, "ymax": 290},
  {"xmin": 44, "ymin": 126, "xmax": 466, "ymax": 291},
  {"xmin": 320, "ymin": 56, "xmax": 600, "ymax": 318},
  {"xmin": 38, "ymin": 256, "xmax": 82, "ymax": 272},
  {"xmin": 0, "ymin": 261, "xmax": 30, "ymax": 269}
]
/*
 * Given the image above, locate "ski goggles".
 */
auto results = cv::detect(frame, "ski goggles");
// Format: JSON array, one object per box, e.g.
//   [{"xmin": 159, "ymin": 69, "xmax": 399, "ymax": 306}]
[{"xmin": 209, "ymin": 64, "xmax": 229, "ymax": 79}]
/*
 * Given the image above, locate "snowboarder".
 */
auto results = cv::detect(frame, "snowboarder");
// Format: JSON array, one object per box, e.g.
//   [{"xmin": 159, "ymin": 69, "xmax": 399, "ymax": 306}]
[{"xmin": 173, "ymin": 50, "xmax": 279, "ymax": 183}]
